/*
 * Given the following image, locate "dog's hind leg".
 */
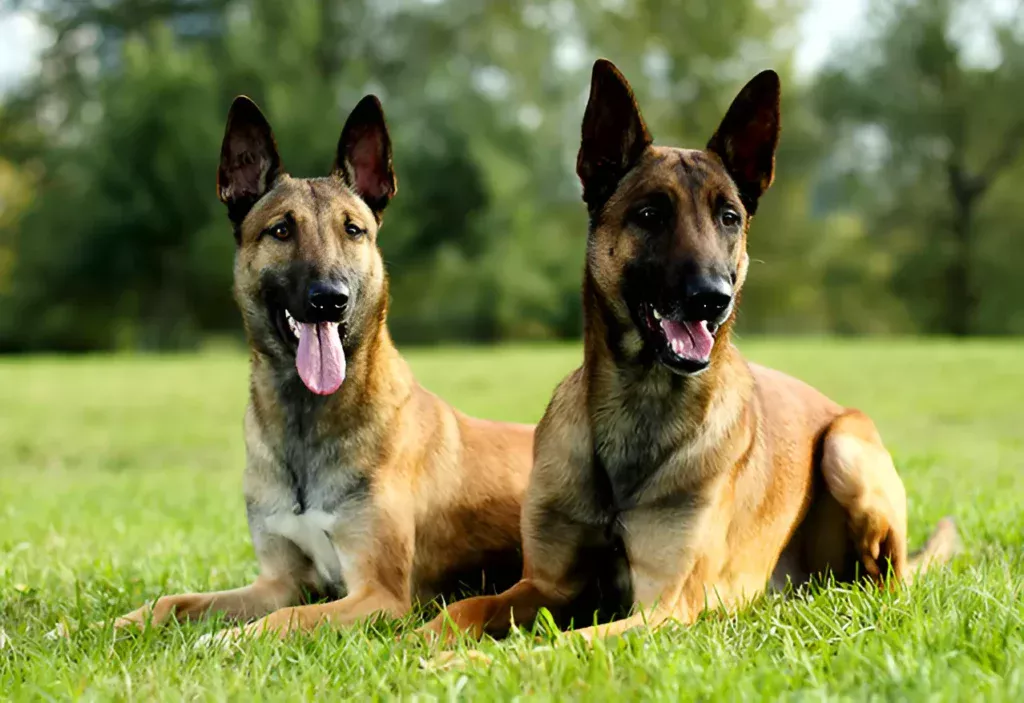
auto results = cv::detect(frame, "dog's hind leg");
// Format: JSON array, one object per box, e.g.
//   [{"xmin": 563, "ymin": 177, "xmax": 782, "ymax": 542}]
[
  {"xmin": 113, "ymin": 574, "xmax": 298, "ymax": 629},
  {"xmin": 820, "ymin": 410, "xmax": 958, "ymax": 585}
]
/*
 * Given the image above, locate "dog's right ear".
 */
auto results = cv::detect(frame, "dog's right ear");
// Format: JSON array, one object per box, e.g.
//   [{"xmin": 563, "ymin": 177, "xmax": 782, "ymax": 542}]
[
  {"xmin": 217, "ymin": 96, "xmax": 282, "ymax": 230},
  {"xmin": 576, "ymin": 59, "xmax": 652, "ymax": 212},
  {"xmin": 333, "ymin": 95, "xmax": 397, "ymax": 220}
]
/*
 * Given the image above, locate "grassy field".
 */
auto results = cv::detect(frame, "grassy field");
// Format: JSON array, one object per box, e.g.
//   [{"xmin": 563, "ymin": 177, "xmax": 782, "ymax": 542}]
[{"xmin": 1, "ymin": 339, "xmax": 1022, "ymax": 700}]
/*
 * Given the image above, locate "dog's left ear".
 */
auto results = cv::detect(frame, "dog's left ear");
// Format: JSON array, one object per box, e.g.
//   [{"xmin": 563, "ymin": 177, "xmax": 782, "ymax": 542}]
[
  {"xmin": 707, "ymin": 70, "xmax": 781, "ymax": 216},
  {"xmin": 333, "ymin": 95, "xmax": 397, "ymax": 219}
]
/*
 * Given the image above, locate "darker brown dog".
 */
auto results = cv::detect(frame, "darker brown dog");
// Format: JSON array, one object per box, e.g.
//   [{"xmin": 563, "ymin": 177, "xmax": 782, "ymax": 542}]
[
  {"xmin": 419, "ymin": 60, "xmax": 958, "ymax": 642},
  {"xmin": 115, "ymin": 95, "xmax": 533, "ymax": 641}
]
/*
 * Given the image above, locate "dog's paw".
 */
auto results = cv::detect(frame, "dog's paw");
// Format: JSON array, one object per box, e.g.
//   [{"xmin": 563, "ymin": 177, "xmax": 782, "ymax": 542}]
[
  {"xmin": 194, "ymin": 627, "xmax": 245, "ymax": 651},
  {"xmin": 397, "ymin": 628, "xmax": 433, "ymax": 647},
  {"xmin": 112, "ymin": 615, "xmax": 144, "ymax": 631},
  {"xmin": 112, "ymin": 602, "xmax": 167, "ymax": 631},
  {"xmin": 419, "ymin": 650, "xmax": 493, "ymax": 671},
  {"xmin": 44, "ymin": 622, "xmax": 71, "ymax": 641},
  {"xmin": 413, "ymin": 617, "xmax": 467, "ymax": 647},
  {"xmin": 419, "ymin": 645, "xmax": 554, "ymax": 672}
]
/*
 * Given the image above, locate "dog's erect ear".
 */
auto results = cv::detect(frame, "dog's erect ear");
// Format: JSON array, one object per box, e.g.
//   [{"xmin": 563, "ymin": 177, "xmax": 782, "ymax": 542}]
[
  {"xmin": 707, "ymin": 70, "xmax": 781, "ymax": 216},
  {"xmin": 217, "ymin": 96, "xmax": 282, "ymax": 229},
  {"xmin": 333, "ymin": 95, "xmax": 396, "ymax": 219},
  {"xmin": 577, "ymin": 59, "xmax": 652, "ymax": 212}
]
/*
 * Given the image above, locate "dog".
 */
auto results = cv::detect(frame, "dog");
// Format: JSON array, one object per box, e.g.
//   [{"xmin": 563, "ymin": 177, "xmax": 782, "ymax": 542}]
[
  {"xmin": 114, "ymin": 95, "xmax": 534, "ymax": 641},
  {"xmin": 418, "ymin": 59, "xmax": 958, "ymax": 642}
]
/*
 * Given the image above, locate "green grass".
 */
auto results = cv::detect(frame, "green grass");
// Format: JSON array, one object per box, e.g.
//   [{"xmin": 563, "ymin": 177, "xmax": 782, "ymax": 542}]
[{"xmin": 1, "ymin": 339, "xmax": 1022, "ymax": 700}]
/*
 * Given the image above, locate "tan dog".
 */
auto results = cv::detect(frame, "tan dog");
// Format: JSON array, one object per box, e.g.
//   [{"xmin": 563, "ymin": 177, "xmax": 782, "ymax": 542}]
[
  {"xmin": 419, "ymin": 60, "xmax": 958, "ymax": 642},
  {"xmin": 115, "ymin": 95, "xmax": 533, "ymax": 641}
]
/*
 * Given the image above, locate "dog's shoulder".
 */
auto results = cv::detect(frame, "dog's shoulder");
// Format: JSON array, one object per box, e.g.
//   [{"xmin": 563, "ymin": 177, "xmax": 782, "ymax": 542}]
[
  {"xmin": 536, "ymin": 366, "xmax": 589, "ymax": 446},
  {"xmin": 528, "ymin": 367, "xmax": 594, "ymax": 496}
]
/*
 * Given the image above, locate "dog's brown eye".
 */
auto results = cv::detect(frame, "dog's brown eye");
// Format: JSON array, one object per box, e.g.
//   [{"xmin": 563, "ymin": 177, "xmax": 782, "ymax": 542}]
[
  {"xmin": 266, "ymin": 222, "xmax": 290, "ymax": 241},
  {"xmin": 636, "ymin": 207, "xmax": 663, "ymax": 227},
  {"xmin": 345, "ymin": 223, "xmax": 366, "ymax": 238},
  {"xmin": 721, "ymin": 210, "xmax": 741, "ymax": 228}
]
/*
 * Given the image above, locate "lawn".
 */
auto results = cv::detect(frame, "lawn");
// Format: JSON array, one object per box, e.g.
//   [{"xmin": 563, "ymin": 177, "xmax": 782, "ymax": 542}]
[{"xmin": 1, "ymin": 339, "xmax": 1022, "ymax": 700}]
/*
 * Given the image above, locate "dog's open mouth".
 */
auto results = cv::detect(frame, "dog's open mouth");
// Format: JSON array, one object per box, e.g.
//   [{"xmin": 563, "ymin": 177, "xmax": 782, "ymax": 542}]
[
  {"xmin": 274, "ymin": 307, "xmax": 347, "ymax": 395},
  {"xmin": 640, "ymin": 303, "xmax": 720, "ymax": 374}
]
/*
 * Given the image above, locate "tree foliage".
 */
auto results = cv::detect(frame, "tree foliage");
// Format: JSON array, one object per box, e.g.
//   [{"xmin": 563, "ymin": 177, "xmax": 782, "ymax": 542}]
[
  {"xmin": 816, "ymin": 0, "xmax": 1024, "ymax": 335},
  {"xmin": 1, "ymin": 0, "xmax": 1021, "ymax": 351}
]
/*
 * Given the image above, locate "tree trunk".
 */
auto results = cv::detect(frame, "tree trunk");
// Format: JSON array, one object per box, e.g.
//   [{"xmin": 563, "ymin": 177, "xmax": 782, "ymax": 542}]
[{"xmin": 946, "ymin": 194, "xmax": 975, "ymax": 337}]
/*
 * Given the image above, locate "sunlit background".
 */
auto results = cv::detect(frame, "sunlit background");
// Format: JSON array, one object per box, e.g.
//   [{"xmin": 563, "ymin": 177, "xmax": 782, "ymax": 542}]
[{"xmin": 2, "ymin": 0, "xmax": 1023, "ymax": 351}]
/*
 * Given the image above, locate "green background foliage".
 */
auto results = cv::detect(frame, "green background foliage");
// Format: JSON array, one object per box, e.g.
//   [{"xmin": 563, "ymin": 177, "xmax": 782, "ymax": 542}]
[{"xmin": 2, "ymin": 0, "xmax": 1022, "ymax": 351}]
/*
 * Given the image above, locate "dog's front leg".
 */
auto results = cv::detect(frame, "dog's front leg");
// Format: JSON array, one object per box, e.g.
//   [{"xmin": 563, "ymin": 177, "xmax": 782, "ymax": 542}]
[
  {"xmin": 567, "ymin": 517, "xmax": 727, "ymax": 642},
  {"xmin": 568, "ymin": 606, "xmax": 676, "ymax": 641},
  {"xmin": 567, "ymin": 579, "xmax": 698, "ymax": 642},
  {"xmin": 418, "ymin": 576, "xmax": 573, "ymax": 643},
  {"xmin": 568, "ymin": 559, "xmax": 767, "ymax": 642},
  {"xmin": 205, "ymin": 501, "xmax": 416, "ymax": 643},
  {"xmin": 206, "ymin": 585, "xmax": 408, "ymax": 643},
  {"xmin": 114, "ymin": 574, "xmax": 299, "ymax": 630}
]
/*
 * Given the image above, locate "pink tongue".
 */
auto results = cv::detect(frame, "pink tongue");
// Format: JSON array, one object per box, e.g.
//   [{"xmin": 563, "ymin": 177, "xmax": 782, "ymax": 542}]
[
  {"xmin": 660, "ymin": 319, "xmax": 715, "ymax": 362},
  {"xmin": 296, "ymin": 322, "xmax": 346, "ymax": 395}
]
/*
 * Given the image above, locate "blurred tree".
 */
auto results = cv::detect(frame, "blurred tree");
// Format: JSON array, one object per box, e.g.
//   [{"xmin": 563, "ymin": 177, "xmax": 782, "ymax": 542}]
[
  {"xmin": 817, "ymin": 0, "xmax": 1024, "ymax": 335},
  {"xmin": 2, "ymin": 28, "xmax": 223, "ymax": 349},
  {"xmin": 0, "ymin": 0, "xmax": 821, "ymax": 351},
  {"xmin": 0, "ymin": 155, "xmax": 34, "ymax": 297}
]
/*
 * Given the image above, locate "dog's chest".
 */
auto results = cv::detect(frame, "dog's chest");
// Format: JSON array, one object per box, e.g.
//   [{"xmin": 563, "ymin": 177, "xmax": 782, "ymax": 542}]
[
  {"xmin": 591, "ymin": 388, "xmax": 690, "ymax": 505},
  {"xmin": 592, "ymin": 419, "xmax": 681, "ymax": 512},
  {"xmin": 590, "ymin": 429, "xmax": 704, "ymax": 550},
  {"xmin": 245, "ymin": 427, "xmax": 371, "ymax": 595}
]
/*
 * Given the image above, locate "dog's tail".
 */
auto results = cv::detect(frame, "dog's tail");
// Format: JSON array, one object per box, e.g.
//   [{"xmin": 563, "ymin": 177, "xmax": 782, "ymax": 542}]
[{"xmin": 905, "ymin": 517, "xmax": 960, "ymax": 584}]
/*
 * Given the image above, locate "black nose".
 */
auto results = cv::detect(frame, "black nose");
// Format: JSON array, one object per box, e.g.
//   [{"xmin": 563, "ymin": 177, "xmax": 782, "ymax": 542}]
[
  {"xmin": 307, "ymin": 281, "xmax": 349, "ymax": 321},
  {"xmin": 682, "ymin": 276, "xmax": 732, "ymax": 321}
]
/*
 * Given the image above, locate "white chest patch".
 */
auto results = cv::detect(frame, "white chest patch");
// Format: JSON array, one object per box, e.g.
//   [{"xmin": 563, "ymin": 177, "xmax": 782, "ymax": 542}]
[{"xmin": 264, "ymin": 509, "xmax": 343, "ymax": 586}]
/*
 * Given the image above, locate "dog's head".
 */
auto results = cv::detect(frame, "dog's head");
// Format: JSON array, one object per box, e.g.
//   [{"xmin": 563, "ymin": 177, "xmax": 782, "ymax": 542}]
[
  {"xmin": 217, "ymin": 95, "xmax": 396, "ymax": 395},
  {"xmin": 578, "ymin": 59, "xmax": 780, "ymax": 376}
]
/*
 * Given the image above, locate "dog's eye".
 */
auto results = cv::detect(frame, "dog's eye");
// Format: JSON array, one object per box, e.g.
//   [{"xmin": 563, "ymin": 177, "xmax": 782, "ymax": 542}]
[
  {"xmin": 345, "ymin": 222, "xmax": 366, "ymax": 238},
  {"xmin": 635, "ymin": 206, "xmax": 665, "ymax": 228},
  {"xmin": 720, "ymin": 209, "xmax": 742, "ymax": 228},
  {"xmin": 265, "ymin": 221, "xmax": 290, "ymax": 241}
]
